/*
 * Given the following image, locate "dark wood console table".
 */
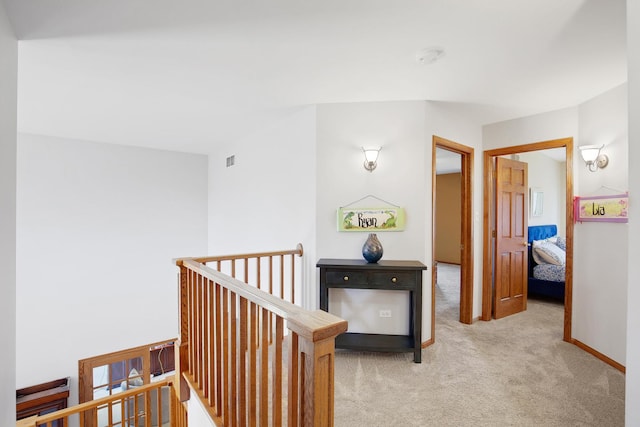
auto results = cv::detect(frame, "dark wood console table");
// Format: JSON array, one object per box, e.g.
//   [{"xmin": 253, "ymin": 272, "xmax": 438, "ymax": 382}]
[{"xmin": 317, "ymin": 258, "xmax": 427, "ymax": 363}]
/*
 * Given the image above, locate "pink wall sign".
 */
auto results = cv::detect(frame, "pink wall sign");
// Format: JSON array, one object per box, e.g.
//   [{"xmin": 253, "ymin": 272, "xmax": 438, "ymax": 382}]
[{"xmin": 574, "ymin": 193, "xmax": 628, "ymax": 223}]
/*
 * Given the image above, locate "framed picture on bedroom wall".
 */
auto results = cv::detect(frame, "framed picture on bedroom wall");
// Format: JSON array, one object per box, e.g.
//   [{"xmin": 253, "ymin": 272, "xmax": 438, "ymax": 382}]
[{"xmin": 530, "ymin": 188, "xmax": 544, "ymax": 217}]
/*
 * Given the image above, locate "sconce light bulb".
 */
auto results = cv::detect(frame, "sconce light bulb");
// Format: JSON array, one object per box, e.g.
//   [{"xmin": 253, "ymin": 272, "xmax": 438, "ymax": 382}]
[
  {"xmin": 579, "ymin": 144, "xmax": 608, "ymax": 172},
  {"xmin": 362, "ymin": 147, "xmax": 381, "ymax": 172}
]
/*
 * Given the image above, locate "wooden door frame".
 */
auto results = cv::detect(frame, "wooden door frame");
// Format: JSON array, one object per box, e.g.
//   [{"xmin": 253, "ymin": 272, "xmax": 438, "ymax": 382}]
[
  {"xmin": 481, "ymin": 137, "xmax": 574, "ymax": 342},
  {"xmin": 432, "ymin": 135, "xmax": 474, "ymax": 346}
]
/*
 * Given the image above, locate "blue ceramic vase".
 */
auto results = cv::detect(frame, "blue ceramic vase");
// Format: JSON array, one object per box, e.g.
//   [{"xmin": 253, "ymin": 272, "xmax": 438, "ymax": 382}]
[{"xmin": 362, "ymin": 233, "xmax": 383, "ymax": 263}]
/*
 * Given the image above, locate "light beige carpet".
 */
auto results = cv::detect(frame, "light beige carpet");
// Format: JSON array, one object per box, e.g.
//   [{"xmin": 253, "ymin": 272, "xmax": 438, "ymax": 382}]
[{"xmin": 333, "ymin": 263, "xmax": 625, "ymax": 426}]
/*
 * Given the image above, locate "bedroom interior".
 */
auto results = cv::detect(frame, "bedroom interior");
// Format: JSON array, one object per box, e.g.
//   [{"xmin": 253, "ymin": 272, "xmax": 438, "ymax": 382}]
[
  {"xmin": 436, "ymin": 144, "xmax": 569, "ymax": 309},
  {"xmin": 528, "ymin": 224, "xmax": 567, "ymax": 301},
  {"xmin": 434, "ymin": 146, "xmax": 463, "ymax": 323},
  {"xmin": 432, "ymin": 135, "xmax": 475, "ymax": 331},
  {"xmin": 432, "ymin": 152, "xmax": 469, "ymax": 354},
  {"xmin": 482, "ymin": 138, "xmax": 573, "ymax": 329},
  {"xmin": 519, "ymin": 149, "xmax": 568, "ymax": 302},
  {"xmin": 3, "ymin": 1, "xmax": 639, "ymax": 426}
]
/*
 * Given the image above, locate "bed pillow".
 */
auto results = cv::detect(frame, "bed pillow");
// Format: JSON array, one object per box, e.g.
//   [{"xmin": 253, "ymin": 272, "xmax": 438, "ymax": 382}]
[
  {"xmin": 533, "ymin": 240, "xmax": 565, "ymax": 266},
  {"xmin": 531, "ymin": 239, "xmax": 548, "ymax": 265},
  {"xmin": 554, "ymin": 236, "xmax": 566, "ymax": 251}
]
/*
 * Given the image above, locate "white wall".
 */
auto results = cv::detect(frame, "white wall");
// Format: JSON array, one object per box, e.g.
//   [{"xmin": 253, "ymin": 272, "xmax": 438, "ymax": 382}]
[
  {"xmin": 207, "ymin": 100, "xmax": 485, "ymax": 341},
  {"xmin": 0, "ymin": 1, "xmax": 17, "ymax": 423},
  {"xmin": 207, "ymin": 106, "xmax": 317, "ymax": 309},
  {"xmin": 187, "ymin": 392, "xmax": 216, "ymax": 427},
  {"xmin": 626, "ymin": 0, "xmax": 640, "ymax": 423},
  {"xmin": 483, "ymin": 86, "xmax": 628, "ymax": 366},
  {"xmin": 517, "ymin": 151, "xmax": 566, "ymax": 231},
  {"xmin": 316, "ymin": 101, "xmax": 428, "ymax": 335},
  {"xmin": 483, "ymin": 107, "xmax": 579, "ymax": 152},
  {"xmin": 573, "ymin": 84, "xmax": 628, "ymax": 365},
  {"xmin": 426, "ymin": 101, "xmax": 489, "ymax": 318},
  {"xmin": 315, "ymin": 101, "xmax": 428, "ymax": 264},
  {"xmin": 316, "ymin": 100, "xmax": 484, "ymax": 339},
  {"xmin": 16, "ymin": 134, "xmax": 208, "ymax": 405},
  {"xmin": 576, "ymin": 84, "xmax": 629, "ymax": 195}
]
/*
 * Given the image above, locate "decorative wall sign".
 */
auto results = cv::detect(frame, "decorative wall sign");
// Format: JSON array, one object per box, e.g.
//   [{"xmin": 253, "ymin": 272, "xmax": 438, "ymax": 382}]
[
  {"xmin": 574, "ymin": 193, "xmax": 628, "ymax": 223},
  {"xmin": 337, "ymin": 207, "xmax": 406, "ymax": 232}
]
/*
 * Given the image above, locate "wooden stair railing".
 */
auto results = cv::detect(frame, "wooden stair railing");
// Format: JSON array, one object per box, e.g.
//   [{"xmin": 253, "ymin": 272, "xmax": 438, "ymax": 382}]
[
  {"xmin": 15, "ymin": 245, "xmax": 343, "ymax": 427},
  {"xmin": 175, "ymin": 244, "xmax": 348, "ymax": 426},
  {"xmin": 190, "ymin": 243, "xmax": 305, "ymax": 306},
  {"xmin": 16, "ymin": 378, "xmax": 188, "ymax": 427}
]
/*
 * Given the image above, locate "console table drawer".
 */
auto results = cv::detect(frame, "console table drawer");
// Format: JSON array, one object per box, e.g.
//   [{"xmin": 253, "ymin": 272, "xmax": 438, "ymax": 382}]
[
  {"xmin": 369, "ymin": 271, "xmax": 415, "ymax": 288},
  {"xmin": 325, "ymin": 271, "xmax": 368, "ymax": 285}
]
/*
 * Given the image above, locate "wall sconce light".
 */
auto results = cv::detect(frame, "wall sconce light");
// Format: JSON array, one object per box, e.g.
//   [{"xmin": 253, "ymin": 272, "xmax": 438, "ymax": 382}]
[
  {"xmin": 579, "ymin": 144, "xmax": 609, "ymax": 172},
  {"xmin": 362, "ymin": 147, "xmax": 381, "ymax": 172}
]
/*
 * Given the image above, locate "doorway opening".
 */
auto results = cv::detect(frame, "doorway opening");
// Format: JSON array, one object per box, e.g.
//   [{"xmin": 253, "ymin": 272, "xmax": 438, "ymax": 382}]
[
  {"xmin": 481, "ymin": 137, "xmax": 574, "ymax": 342},
  {"xmin": 430, "ymin": 136, "xmax": 474, "ymax": 345}
]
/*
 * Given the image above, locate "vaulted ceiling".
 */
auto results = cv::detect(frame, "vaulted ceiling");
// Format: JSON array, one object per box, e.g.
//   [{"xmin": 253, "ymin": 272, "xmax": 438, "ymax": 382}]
[{"xmin": 4, "ymin": 0, "xmax": 627, "ymax": 154}]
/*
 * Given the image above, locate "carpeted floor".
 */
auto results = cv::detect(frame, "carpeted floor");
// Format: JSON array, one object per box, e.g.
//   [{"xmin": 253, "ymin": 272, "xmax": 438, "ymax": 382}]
[{"xmin": 333, "ymin": 263, "xmax": 625, "ymax": 426}]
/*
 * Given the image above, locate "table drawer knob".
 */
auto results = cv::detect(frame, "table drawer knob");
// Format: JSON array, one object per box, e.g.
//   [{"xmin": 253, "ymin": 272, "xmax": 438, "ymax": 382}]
[
  {"xmin": 391, "ymin": 277, "xmax": 397, "ymax": 283},
  {"xmin": 343, "ymin": 276, "xmax": 349, "ymax": 281}
]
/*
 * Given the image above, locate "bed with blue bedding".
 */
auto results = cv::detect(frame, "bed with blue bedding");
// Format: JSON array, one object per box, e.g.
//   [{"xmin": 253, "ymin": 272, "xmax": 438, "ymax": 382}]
[{"xmin": 527, "ymin": 224, "xmax": 565, "ymax": 300}]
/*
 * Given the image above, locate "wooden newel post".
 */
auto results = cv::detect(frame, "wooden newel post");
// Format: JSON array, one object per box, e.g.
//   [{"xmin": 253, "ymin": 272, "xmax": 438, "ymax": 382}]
[
  {"xmin": 288, "ymin": 310, "xmax": 348, "ymax": 427},
  {"xmin": 300, "ymin": 337, "xmax": 337, "ymax": 426},
  {"xmin": 175, "ymin": 261, "xmax": 191, "ymax": 403}
]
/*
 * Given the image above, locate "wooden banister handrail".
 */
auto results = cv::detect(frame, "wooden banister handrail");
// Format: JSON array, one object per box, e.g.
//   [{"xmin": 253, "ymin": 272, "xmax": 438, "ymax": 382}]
[
  {"xmin": 181, "ymin": 259, "xmax": 296, "ymax": 318},
  {"xmin": 185, "ymin": 256, "xmax": 348, "ymax": 340},
  {"xmin": 176, "ymin": 243, "xmax": 347, "ymax": 426},
  {"xmin": 182, "ymin": 258, "xmax": 347, "ymax": 341},
  {"xmin": 176, "ymin": 242, "xmax": 304, "ymax": 266},
  {"xmin": 17, "ymin": 379, "xmax": 174, "ymax": 427}
]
